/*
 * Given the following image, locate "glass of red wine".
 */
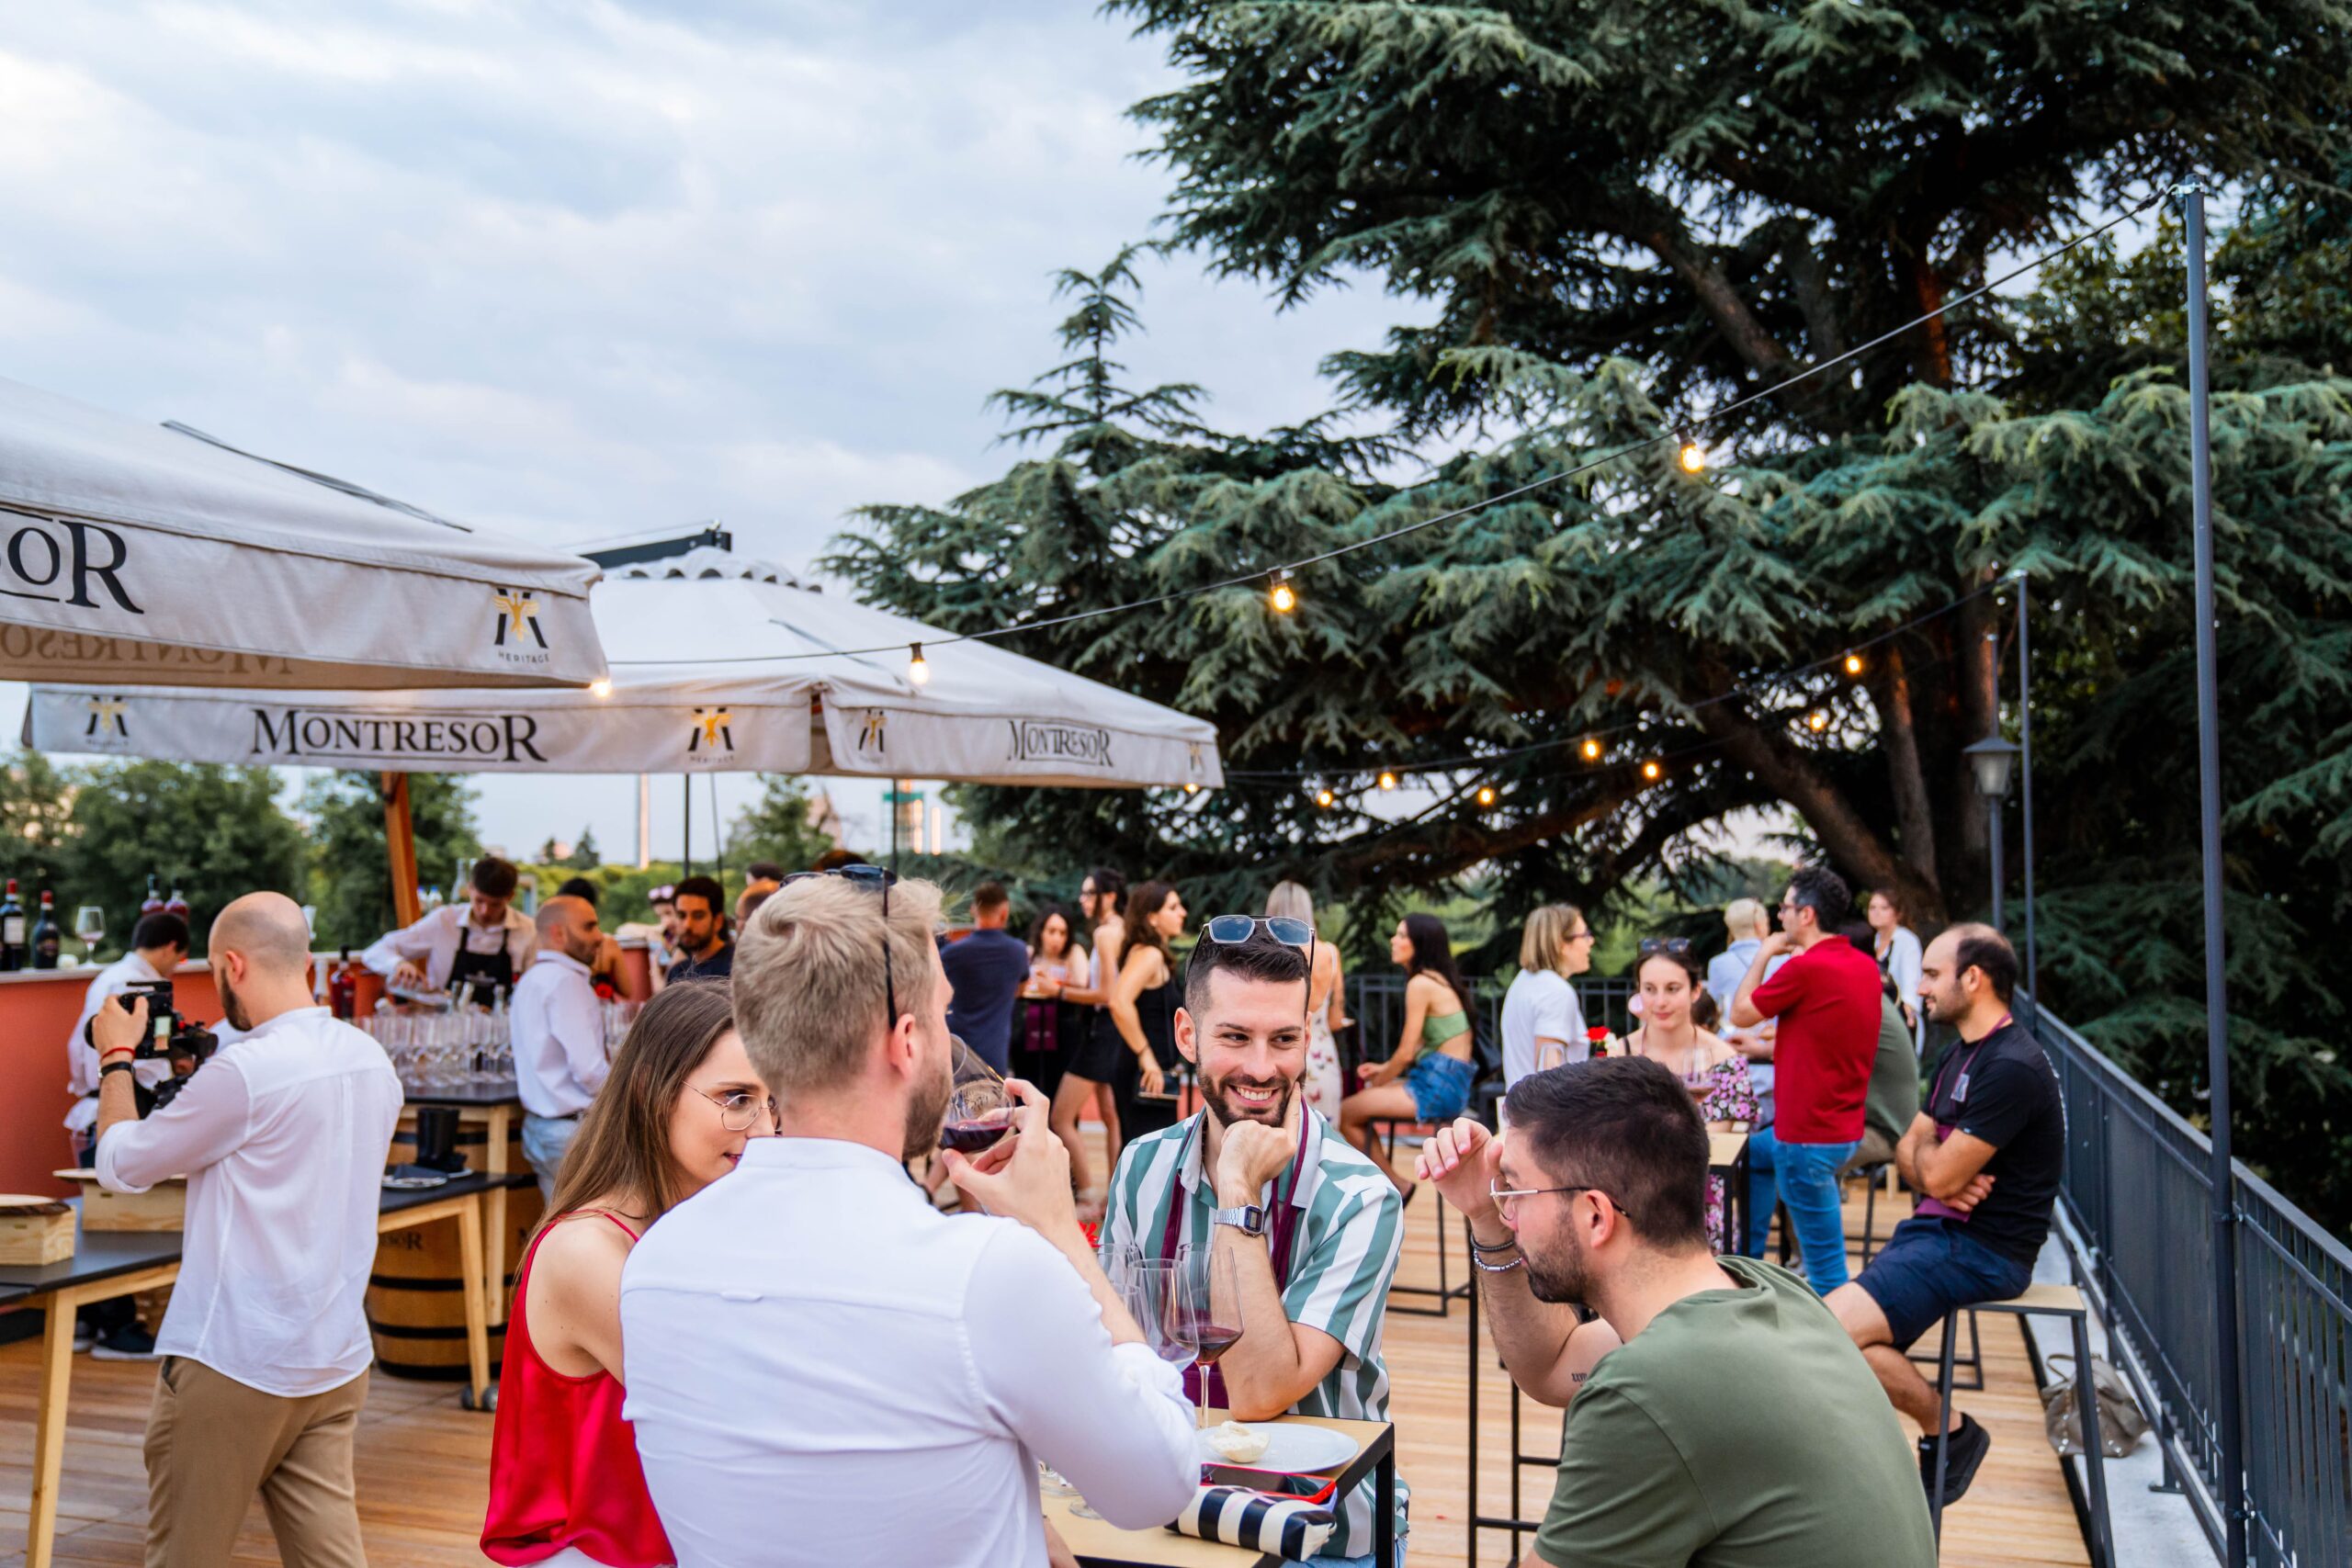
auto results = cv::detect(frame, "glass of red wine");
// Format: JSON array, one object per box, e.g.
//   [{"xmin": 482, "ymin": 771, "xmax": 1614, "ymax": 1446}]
[
  {"xmin": 938, "ymin": 1078, "xmax": 1014, "ymax": 1156},
  {"xmin": 1170, "ymin": 1247, "xmax": 1244, "ymax": 1428}
]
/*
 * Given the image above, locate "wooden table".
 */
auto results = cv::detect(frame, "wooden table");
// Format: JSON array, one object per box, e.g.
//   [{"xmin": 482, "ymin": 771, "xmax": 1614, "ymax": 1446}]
[
  {"xmin": 1046, "ymin": 1413, "xmax": 1397, "ymax": 1568},
  {"xmin": 0, "ymin": 1173, "xmax": 503, "ymax": 1568},
  {"xmin": 402, "ymin": 1088, "xmax": 521, "ymax": 1326}
]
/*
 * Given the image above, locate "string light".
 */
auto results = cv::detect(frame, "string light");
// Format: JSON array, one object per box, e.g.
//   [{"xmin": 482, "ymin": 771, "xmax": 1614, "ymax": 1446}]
[
  {"xmin": 588, "ymin": 678, "xmax": 613, "ymax": 699},
  {"xmin": 1268, "ymin": 568, "xmax": 1297, "ymax": 615},
  {"xmin": 1808, "ymin": 709, "xmax": 1829, "ymax": 732},
  {"xmin": 1316, "ymin": 788, "xmax": 1335, "ymax": 809},
  {"xmin": 1581, "ymin": 738, "xmax": 1602, "ymax": 761},
  {"xmin": 906, "ymin": 642, "xmax": 931, "ymax": 687},
  {"xmin": 1677, "ymin": 430, "xmax": 1705, "ymax": 473},
  {"xmin": 1184, "ymin": 783, "xmax": 1200, "ymax": 795},
  {"xmin": 1378, "ymin": 771, "xmax": 1398, "ymax": 791},
  {"xmin": 1476, "ymin": 784, "xmax": 1498, "ymax": 807},
  {"xmin": 1642, "ymin": 761, "xmax": 1662, "ymax": 781},
  {"xmin": 1843, "ymin": 652, "xmax": 1864, "ymax": 676}
]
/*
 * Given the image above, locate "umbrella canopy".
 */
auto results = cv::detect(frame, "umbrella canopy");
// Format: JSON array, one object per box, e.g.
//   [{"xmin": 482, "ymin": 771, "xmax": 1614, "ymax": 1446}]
[
  {"xmin": 0, "ymin": 376, "xmax": 605, "ymax": 687},
  {"xmin": 26, "ymin": 548, "xmax": 1223, "ymax": 790}
]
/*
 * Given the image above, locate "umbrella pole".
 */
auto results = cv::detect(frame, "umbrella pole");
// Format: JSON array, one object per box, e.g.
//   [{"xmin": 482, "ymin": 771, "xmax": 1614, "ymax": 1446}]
[
  {"xmin": 682, "ymin": 774, "xmax": 692, "ymax": 878},
  {"xmin": 381, "ymin": 772, "xmax": 422, "ymax": 929}
]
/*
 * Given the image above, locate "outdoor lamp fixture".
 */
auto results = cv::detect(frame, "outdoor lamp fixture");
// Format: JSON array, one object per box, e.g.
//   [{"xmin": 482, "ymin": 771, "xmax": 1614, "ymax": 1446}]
[
  {"xmin": 907, "ymin": 643, "xmax": 931, "ymax": 687},
  {"xmin": 1268, "ymin": 568, "xmax": 1297, "ymax": 614},
  {"xmin": 1963, "ymin": 734, "xmax": 2021, "ymax": 801},
  {"xmin": 1677, "ymin": 430, "xmax": 1705, "ymax": 472}
]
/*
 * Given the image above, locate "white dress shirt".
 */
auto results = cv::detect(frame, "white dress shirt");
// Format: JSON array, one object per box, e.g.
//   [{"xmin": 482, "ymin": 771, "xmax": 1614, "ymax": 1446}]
[
  {"xmin": 511, "ymin": 949, "xmax": 606, "ymax": 1119},
  {"xmin": 63, "ymin": 952, "xmax": 173, "ymax": 1134},
  {"xmin": 362, "ymin": 903, "xmax": 536, "ymax": 991},
  {"xmin": 96, "ymin": 1006, "xmax": 403, "ymax": 1396},
  {"xmin": 621, "ymin": 1137, "xmax": 1198, "ymax": 1568}
]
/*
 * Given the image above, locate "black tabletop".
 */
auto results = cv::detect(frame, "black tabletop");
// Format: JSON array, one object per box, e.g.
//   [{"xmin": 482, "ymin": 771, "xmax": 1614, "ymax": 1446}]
[
  {"xmin": 402, "ymin": 1086, "xmax": 524, "ymax": 1108},
  {"xmin": 0, "ymin": 1171, "xmax": 529, "ymax": 1307}
]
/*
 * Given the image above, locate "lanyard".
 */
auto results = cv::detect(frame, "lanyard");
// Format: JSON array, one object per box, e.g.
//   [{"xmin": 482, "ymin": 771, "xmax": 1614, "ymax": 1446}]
[
  {"xmin": 1929, "ymin": 1013, "xmax": 2012, "ymax": 1114},
  {"xmin": 1158, "ymin": 1111, "xmax": 1309, "ymax": 1407}
]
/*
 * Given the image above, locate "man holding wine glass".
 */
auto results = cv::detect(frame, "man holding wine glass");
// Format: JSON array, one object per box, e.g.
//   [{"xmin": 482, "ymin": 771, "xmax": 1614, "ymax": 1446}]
[{"xmin": 1100, "ymin": 919, "xmax": 1407, "ymax": 1568}]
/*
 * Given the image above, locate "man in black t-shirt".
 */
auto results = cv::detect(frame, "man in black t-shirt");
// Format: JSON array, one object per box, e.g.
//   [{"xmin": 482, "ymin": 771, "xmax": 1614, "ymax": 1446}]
[{"xmin": 1826, "ymin": 923, "xmax": 2064, "ymax": 1510}]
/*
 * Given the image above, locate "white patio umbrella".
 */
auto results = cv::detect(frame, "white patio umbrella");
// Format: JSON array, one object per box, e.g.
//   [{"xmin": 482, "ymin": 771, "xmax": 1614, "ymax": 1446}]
[
  {"xmin": 26, "ymin": 547, "xmax": 1223, "ymax": 790},
  {"xmin": 0, "ymin": 375, "xmax": 605, "ymax": 687}
]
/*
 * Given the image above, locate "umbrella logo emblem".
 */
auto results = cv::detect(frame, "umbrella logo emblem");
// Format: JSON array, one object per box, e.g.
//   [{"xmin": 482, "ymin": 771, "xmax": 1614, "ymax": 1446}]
[
  {"xmin": 1187, "ymin": 742, "xmax": 1204, "ymax": 775},
  {"xmin": 856, "ymin": 711, "xmax": 888, "ymax": 755},
  {"xmin": 84, "ymin": 695, "xmax": 129, "ymax": 739},
  {"xmin": 492, "ymin": 588, "xmax": 547, "ymax": 649},
  {"xmin": 688, "ymin": 707, "xmax": 736, "ymax": 753}
]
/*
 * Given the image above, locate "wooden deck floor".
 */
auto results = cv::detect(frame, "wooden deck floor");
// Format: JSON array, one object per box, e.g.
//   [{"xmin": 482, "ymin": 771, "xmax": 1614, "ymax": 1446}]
[{"xmin": 0, "ymin": 1136, "xmax": 2091, "ymax": 1566}]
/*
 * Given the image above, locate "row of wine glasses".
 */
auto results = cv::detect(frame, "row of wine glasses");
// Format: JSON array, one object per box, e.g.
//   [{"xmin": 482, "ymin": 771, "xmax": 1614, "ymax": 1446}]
[
  {"xmin": 1111, "ymin": 1242, "xmax": 1243, "ymax": 1430},
  {"xmin": 359, "ymin": 1007, "xmax": 514, "ymax": 1093}
]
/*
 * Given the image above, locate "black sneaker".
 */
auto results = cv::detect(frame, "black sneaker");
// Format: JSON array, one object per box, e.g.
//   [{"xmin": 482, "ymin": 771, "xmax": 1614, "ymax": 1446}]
[
  {"xmin": 1918, "ymin": 1413, "xmax": 1991, "ymax": 1506},
  {"xmin": 91, "ymin": 1324, "xmax": 159, "ymax": 1361}
]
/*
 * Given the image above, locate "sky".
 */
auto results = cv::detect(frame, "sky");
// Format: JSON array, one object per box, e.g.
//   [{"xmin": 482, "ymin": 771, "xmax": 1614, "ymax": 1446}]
[{"xmin": 0, "ymin": 0, "xmax": 1409, "ymax": 862}]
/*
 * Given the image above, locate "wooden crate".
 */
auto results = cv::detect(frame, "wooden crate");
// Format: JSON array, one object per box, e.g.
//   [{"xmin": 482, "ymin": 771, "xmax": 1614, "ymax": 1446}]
[
  {"xmin": 51, "ymin": 1169, "xmax": 187, "ymax": 1232},
  {"xmin": 0, "ymin": 1195, "xmax": 74, "ymax": 1264}
]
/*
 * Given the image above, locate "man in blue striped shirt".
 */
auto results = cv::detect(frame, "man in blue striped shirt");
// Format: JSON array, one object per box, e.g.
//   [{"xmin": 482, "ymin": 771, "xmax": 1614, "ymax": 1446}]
[{"xmin": 1101, "ymin": 920, "xmax": 1407, "ymax": 1566}]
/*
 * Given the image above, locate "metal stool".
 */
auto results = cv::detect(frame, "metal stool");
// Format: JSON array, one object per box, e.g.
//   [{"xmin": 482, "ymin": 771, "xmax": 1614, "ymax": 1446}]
[
  {"xmin": 1928, "ymin": 1282, "xmax": 2114, "ymax": 1568},
  {"xmin": 1377, "ymin": 1117, "xmax": 1468, "ymax": 1316}
]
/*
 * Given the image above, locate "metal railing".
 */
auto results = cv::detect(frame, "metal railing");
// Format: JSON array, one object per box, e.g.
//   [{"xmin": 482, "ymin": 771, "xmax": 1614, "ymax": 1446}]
[{"xmin": 2036, "ymin": 1009, "xmax": 2350, "ymax": 1565}]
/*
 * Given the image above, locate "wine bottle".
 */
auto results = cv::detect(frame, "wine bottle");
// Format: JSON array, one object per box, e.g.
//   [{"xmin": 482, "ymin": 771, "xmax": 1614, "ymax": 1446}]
[
  {"xmin": 31, "ymin": 890, "xmax": 61, "ymax": 969},
  {"xmin": 329, "ymin": 947, "xmax": 356, "ymax": 1020},
  {"xmin": 164, "ymin": 886, "xmax": 190, "ymax": 921},
  {"xmin": 140, "ymin": 874, "xmax": 164, "ymax": 917},
  {"xmin": 0, "ymin": 880, "xmax": 24, "ymax": 971}
]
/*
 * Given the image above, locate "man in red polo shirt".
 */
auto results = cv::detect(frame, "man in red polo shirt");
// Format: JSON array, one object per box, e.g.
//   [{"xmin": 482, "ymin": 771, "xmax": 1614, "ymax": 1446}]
[{"xmin": 1728, "ymin": 865, "xmax": 1883, "ymax": 1292}]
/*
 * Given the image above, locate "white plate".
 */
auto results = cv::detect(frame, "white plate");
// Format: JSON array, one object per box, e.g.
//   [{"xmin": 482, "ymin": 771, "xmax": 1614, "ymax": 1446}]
[{"xmin": 1194, "ymin": 1422, "xmax": 1359, "ymax": 1474}]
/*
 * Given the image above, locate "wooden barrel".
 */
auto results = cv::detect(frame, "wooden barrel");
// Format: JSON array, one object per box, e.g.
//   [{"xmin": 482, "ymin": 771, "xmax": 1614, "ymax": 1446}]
[
  {"xmin": 370, "ymin": 1107, "xmax": 539, "ymax": 1381},
  {"xmin": 367, "ymin": 1179, "xmax": 544, "ymax": 1380}
]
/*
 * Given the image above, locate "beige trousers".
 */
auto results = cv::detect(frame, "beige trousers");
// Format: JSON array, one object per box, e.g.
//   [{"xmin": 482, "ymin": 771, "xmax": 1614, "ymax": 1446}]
[{"xmin": 143, "ymin": 1355, "xmax": 369, "ymax": 1568}]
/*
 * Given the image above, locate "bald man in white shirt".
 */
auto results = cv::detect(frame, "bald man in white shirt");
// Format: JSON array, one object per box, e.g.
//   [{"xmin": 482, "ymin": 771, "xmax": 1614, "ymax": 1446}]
[
  {"xmin": 511, "ymin": 895, "xmax": 611, "ymax": 1199},
  {"xmin": 92, "ymin": 891, "xmax": 402, "ymax": 1568}
]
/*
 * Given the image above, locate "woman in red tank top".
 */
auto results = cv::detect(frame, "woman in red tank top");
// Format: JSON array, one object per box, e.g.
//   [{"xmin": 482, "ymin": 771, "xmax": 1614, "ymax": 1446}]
[{"xmin": 483, "ymin": 981, "xmax": 775, "ymax": 1568}]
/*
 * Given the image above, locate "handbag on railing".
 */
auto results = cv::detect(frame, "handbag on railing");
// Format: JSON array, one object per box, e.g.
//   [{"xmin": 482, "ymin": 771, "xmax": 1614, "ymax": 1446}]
[{"xmin": 2039, "ymin": 1352, "xmax": 2148, "ymax": 1459}]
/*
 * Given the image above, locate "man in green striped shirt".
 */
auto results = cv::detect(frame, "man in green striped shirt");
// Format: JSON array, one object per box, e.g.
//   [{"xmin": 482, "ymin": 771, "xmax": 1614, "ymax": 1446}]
[{"xmin": 1101, "ymin": 920, "xmax": 1407, "ymax": 1565}]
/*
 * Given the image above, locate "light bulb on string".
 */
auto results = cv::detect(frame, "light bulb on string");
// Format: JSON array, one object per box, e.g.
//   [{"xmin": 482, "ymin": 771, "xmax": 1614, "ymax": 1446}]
[
  {"xmin": 1843, "ymin": 652, "xmax": 1865, "ymax": 676},
  {"xmin": 1268, "ymin": 568, "xmax": 1297, "ymax": 615},
  {"xmin": 1580, "ymin": 738, "xmax": 1602, "ymax": 761},
  {"xmin": 1677, "ymin": 429, "xmax": 1705, "ymax": 473},
  {"xmin": 1315, "ymin": 788, "xmax": 1335, "ymax": 809},
  {"xmin": 1183, "ymin": 783, "xmax": 1200, "ymax": 795},
  {"xmin": 1642, "ymin": 760, "xmax": 1662, "ymax": 782},
  {"xmin": 1807, "ymin": 708, "xmax": 1828, "ymax": 732},
  {"xmin": 907, "ymin": 642, "xmax": 931, "ymax": 687},
  {"xmin": 1378, "ymin": 771, "xmax": 1398, "ymax": 792},
  {"xmin": 588, "ymin": 678, "xmax": 614, "ymax": 699},
  {"xmin": 1476, "ymin": 784, "xmax": 1498, "ymax": 807}
]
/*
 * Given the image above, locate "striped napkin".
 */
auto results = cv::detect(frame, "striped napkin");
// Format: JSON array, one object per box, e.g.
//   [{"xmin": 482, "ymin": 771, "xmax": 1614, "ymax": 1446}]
[{"xmin": 1168, "ymin": 1484, "xmax": 1338, "ymax": 1560}]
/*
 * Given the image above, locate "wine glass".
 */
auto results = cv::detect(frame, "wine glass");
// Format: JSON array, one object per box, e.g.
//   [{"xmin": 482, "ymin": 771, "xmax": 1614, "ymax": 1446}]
[
  {"xmin": 1171, "ymin": 1247, "xmax": 1243, "ymax": 1428},
  {"xmin": 938, "ymin": 1078, "xmax": 1013, "ymax": 1156},
  {"xmin": 73, "ymin": 906, "xmax": 104, "ymax": 957}
]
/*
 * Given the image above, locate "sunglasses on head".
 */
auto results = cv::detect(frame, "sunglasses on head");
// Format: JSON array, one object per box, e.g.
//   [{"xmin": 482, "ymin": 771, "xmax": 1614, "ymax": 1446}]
[
  {"xmin": 1187, "ymin": 914, "xmax": 1317, "ymax": 1020},
  {"xmin": 780, "ymin": 865, "xmax": 902, "ymax": 1028},
  {"xmin": 1637, "ymin": 937, "xmax": 1693, "ymax": 958}
]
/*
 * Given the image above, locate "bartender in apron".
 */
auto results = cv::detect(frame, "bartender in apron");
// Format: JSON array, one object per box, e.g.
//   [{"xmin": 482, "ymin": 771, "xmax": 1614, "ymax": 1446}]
[{"xmin": 362, "ymin": 854, "xmax": 537, "ymax": 1001}]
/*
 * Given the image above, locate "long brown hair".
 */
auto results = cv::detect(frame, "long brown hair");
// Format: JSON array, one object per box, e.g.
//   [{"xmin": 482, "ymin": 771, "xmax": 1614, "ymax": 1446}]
[
  {"xmin": 544, "ymin": 980, "xmax": 738, "ymax": 1225},
  {"xmin": 1123, "ymin": 879, "xmax": 1179, "ymax": 962}
]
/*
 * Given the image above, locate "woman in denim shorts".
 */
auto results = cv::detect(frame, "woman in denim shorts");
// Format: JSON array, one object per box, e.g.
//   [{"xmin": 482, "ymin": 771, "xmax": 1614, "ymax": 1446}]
[{"xmin": 1340, "ymin": 912, "xmax": 1478, "ymax": 1202}]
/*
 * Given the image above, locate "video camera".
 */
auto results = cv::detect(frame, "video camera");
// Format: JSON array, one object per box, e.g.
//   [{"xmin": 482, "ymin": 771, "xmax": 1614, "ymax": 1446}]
[{"xmin": 84, "ymin": 979, "xmax": 220, "ymax": 1111}]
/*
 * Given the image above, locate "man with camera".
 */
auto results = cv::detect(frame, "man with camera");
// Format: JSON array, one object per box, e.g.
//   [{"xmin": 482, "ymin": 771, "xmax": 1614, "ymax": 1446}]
[{"xmin": 94, "ymin": 891, "xmax": 403, "ymax": 1568}]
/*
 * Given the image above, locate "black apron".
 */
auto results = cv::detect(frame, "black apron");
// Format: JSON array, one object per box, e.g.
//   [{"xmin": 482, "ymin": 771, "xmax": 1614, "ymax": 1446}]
[{"xmin": 446, "ymin": 935, "xmax": 514, "ymax": 1004}]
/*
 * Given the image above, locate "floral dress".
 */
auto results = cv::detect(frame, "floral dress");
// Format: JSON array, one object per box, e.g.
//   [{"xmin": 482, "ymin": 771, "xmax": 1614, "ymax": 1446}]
[{"xmin": 1696, "ymin": 1055, "xmax": 1760, "ymax": 1252}]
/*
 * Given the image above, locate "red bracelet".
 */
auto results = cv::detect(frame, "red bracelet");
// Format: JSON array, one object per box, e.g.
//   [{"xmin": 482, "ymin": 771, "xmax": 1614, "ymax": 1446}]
[{"xmin": 100, "ymin": 1047, "xmax": 135, "ymax": 1064}]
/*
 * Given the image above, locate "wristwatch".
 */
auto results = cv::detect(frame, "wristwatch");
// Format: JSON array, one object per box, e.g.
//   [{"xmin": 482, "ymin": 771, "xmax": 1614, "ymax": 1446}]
[
  {"xmin": 100, "ymin": 1060, "xmax": 138, "ymax": 1080},
  {"xmin": 1211, "ymin": 1203, "xmax": 1267, "ymax": 1238}
]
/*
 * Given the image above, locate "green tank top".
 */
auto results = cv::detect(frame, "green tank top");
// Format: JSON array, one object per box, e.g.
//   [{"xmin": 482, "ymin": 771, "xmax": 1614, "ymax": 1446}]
[{"xmin": 1423, "ymin": 1008, "xmax": 1470, "ymax": 1046}]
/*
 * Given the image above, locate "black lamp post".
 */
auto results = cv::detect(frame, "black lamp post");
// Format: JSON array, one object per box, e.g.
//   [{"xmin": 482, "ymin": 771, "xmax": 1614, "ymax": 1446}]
[{"xmin": 1962, "ymin": 736, "xmax": 2021, "ymax": 930}]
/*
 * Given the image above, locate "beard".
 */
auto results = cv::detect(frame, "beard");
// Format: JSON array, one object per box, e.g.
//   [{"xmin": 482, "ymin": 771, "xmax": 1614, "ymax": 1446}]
[
  {"xmin": 900, "ymin": 1032, "xmax": 955, "ymax": 1162},
  {"xmin": 1201, "ymin": 1065, "xmax": 1296, "ymax": 1131},
  {"xmin": 217, "ymin": 971, "xmax": 253, "ymax": 1033},
  {"xmin": 1922, "ymin": 982, "xmax": 1969, "ymax": 1025},
  {"xmin": 1524, "ymin": 1223, "xmax": 1594, "ymax": 1306}
]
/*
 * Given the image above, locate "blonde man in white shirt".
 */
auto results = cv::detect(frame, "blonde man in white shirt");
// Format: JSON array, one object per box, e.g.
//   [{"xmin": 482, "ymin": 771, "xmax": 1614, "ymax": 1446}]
[
  {"xmin": 621, "ymin": 872, "xmax": 1198, "ymax": 1568},
  {"xmin": 512, "ymin": 894, "xmax": 612, "ymax": 1200},
  {"xmin": 362, "ymin": 854, "xmax": 535, "ymax": 997},
  {"xmin": 92, "ymin": 891, "xmax": 403, "ymax": 1568}
]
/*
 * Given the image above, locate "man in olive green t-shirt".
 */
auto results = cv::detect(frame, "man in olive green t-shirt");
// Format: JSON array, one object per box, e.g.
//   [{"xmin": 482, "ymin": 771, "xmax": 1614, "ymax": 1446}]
[{"xmin": 1417, "ymin": 1055, "xmax": 1936, "ymax": 1567}]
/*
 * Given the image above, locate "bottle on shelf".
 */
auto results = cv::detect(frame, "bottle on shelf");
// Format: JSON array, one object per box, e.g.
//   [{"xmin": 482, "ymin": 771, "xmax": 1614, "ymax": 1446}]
[
  {"xmin": 329, "ymin": 947, "xmax": 356, "ymax": 1020},
  {"xmin": 0, "ymin": 880, "xmax": 24, "ymax": 971},
  {"xmin": 140, "ymin": 874, "xmax": 164, "ymax": 918},
  {"xmin": 31, "ymin": 890, "xmax": 61, "ymax": 969},
  {"xmin": 164, "ymin": 886, "xmax": 191, "ymax": 921}
]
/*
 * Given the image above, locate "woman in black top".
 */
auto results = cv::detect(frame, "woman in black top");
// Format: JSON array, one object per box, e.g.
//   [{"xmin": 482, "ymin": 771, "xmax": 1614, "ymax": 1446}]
[{"xmin": 1109, "ymin": 880, "xmax": 1189, "ymax": 1141}]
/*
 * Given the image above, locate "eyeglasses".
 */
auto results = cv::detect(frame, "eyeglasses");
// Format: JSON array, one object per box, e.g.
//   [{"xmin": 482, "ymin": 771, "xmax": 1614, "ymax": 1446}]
[
  {"xmin": 693, "ymin": 1086, "xmax": 778, "ymax": 1134},
  {"xmin": 1637, "ymin": 937, "xmax": 1692, "ymax": 958},
  {"xmin": 1489, "ymin": 1179, "xmax": 1636, "ymax": 1224},
  {"xmin": 780, "ymin": 866, "xmax": 901, "ymax": 1031},
  {"xmin": 1567, "ymin": 929, "xmax": 1596, "ymax": 944}
]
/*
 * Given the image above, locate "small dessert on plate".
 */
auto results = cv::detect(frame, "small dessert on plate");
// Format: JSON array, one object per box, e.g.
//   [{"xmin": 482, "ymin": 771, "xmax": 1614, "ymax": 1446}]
[{"xmin": 1205, "ymin": 1420, "xmax": 1269, "ymax": 1463}]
